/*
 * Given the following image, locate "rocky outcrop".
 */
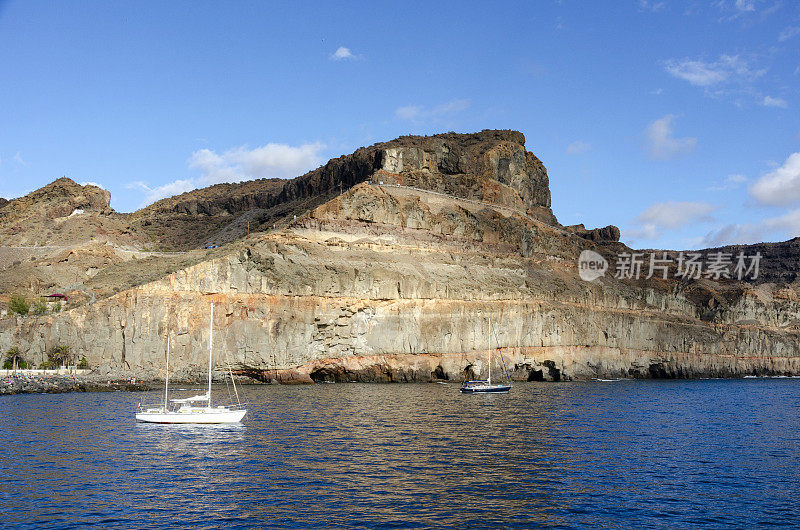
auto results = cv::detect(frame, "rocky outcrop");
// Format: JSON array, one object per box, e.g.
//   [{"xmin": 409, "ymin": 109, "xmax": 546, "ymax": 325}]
[
  {"xmin": 0, "ymin": 179, "xmax": 143, "ymax": 250},
  {"xmin": 377, "ymin": 130, "xmax": 551, "ymax": 209},
  {"xmin": 3, "ymin": 181, "xmax": 800, "ymax": 383},
  {"xmin": 566, "ymin": 224, "xmax": 621, "ymax": 243},
  {"xmin": 0, "ymin": 178, "xmax": 110, "ymax": 224},
  {"xmin": 132, "ymin": 130, "xmax": 556, "ymax": 250},
  {"xmin": 2, "ymin": 131, "xmax": 800, "ymax": 384}
]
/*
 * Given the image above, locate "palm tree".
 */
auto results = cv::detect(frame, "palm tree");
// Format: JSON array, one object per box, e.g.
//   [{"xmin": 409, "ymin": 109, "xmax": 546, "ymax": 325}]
[
  {"xmin": 5, "ymin": 347, "xmax": 22, "ymax": 371},
  {"xmin": 48, "ymin": 345, "xmax": 73, "ymax": 368}
]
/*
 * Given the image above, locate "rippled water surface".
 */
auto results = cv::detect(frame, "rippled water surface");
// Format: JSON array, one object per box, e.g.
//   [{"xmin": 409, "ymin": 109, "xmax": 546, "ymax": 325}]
[{"xmin": 2, "ymin": 379, "xmax": 800, "ymax": 528}]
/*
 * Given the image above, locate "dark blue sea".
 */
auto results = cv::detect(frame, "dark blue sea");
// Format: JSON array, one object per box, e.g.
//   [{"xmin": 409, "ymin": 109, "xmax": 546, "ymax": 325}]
[{"xmin": 2, "ymin": 379, "xmax": 799, "ymax": 529}]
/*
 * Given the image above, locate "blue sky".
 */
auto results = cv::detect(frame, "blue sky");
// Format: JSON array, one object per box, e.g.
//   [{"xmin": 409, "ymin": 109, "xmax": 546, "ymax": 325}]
[{"xmin": 1, "ymin": 0, "xmax": 798, "ymax": 250}]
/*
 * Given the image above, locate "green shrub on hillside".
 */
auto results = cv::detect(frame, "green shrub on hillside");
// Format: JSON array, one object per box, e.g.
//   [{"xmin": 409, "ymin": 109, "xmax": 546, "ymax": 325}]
[
  {"xmin": 8, "ymin": 295, "xmax": 29, "ymax": 316},
  {"xmin": 32, "ymin": 298, "xmax": 48, "ymax": 316}
]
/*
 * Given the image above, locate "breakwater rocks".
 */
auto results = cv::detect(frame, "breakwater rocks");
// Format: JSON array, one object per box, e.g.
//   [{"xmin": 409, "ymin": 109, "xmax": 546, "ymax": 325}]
[{"xmin": 0, "ymin": 374, "xmax": 152, "ymax": 395}]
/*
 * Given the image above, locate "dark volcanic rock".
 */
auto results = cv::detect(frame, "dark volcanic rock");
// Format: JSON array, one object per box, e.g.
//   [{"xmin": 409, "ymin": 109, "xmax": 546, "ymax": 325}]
[
  {"xmin": 700, "ymin": 238, "xmax": 800, "ymax": 285},
  {"xmin": 133, "ymin": 130, "xmax": 557, "ymax": 250},
  {"xmin": 566, "ymin": 224, "xmax": 621, "ymax": 243}
]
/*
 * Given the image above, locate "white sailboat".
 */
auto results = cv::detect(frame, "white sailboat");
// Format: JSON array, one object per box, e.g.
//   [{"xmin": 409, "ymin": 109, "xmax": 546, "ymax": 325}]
[
  {"xmin": 460, "ymin": 318, "xmax": 512, "ymax": 393},
  {"xmin": 136, "ymin": 302, "xmax": 247, "ymax": 424}
]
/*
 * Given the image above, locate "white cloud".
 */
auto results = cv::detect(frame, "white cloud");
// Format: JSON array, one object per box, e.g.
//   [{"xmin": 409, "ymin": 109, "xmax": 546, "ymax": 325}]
[
  {"xmin": 330, "ymin": 47, "xmax": 355, "ymax": 60},
  {"xmin": 132, "ymin": 142, "xmax": 326, "ymax": 207},
  {"xmin": 628, "ymin": 200, "xmax": 718, "ymax": 242},
  {"xmin": 188, "ymin": 142, "xmax": 325, "ymax": 184},
  {"xmin": 697, "ymin": 223, "xmax": 765, "ymax": 247},
  {"xmin": 129, "ymin": 179, "xmax": 199, "ymax": 207},
  {"xmin": 749, "ymin": 152, "xmax": 800, "ymax": 206},
  {"xmin": 566, "ymin": 140, "xmax": 592, "ymax": 155},
  {"xmin": 765, "ymin": 208, "xmax": 800, "ymax": 235},
  {"xmin": 79, "ymin": 181, "xmax": 104, "ymax": 188},
  {"xmin": 780, "ymin": 26, "xmax": 800, "ymax": 41},
  {"xmin": 432, "ymin": 99, "xmax": 470, "ymax": 115},
  {"xmin": 698, "ymin": 208, "xmax": 800, "ymax": 247},
  {"xmin": 713, "ymin": 0, "xmax": 763, "ymax": 15},
  {"xmin": 761, "ymin": 95, "xmax": 787, "ymax": 108},
  {"xmin": 664, "ymin": 54, "xmax": 764, "ymax": 87},
  {"xmin": 713, "ymin": 0, "xmax": 783, "ymax": 22},
  {"xmin": 394, "ymin": 99, "xmax": 470, "ymax": 123},
  {"xmin": 395, "ymin": 105, "xmax": 423, "ymax": 121},
  {"xmin": 665, "ymin": 59, "xmax": 727, "ymax": 86},
  {"xmin": 626, "ymin": 223, "xmax": 661, "ymax": 241},
  {"xmin": 639, "ymin": 0, "xmax": 666, "ymax": 12},
  {"xmin": 13, "ymin": 152, "xmax": 25, "ymax": 166},
  {"xmin": 707, "ymin": 173, "xmax": 747, "ymax": 191},
  {"xmin": 644, "ymin": 115, "xmax": 697, "ymax": 160},
  {"xmin": 637, "ymin": 201, "xmax": 718, "ymax": 229}
]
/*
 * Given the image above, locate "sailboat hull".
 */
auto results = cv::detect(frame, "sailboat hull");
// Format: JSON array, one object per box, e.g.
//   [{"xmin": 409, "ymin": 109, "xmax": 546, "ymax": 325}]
[
  {"xmin": 136, "ymin": 408, "xmax": 247, "ymax": 424},
  {"xmin": 459, "ymin": 382, "xmax": 512, "ymax": 393}
]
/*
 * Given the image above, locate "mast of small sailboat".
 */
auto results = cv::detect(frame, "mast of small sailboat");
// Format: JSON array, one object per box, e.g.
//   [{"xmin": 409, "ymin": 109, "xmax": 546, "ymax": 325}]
[
  {"xmin": 164, "ymin": 335, "xmax": 170, "ymax": 410},
  {"xmin": 488, "ymin": 317, "xmax": 492, "ymax": 386},
  {"xmin": 208, "ymin": 302, "xmax": 214, "ymax": 407}
]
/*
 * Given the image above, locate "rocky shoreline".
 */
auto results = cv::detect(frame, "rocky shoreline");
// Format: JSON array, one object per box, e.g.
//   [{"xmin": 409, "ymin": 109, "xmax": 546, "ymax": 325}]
[
  {"xmin": 0, "ymin": 369, "xmax": 278, "ymax": 395},
  {"xmin": 0, "ymin": 373, "xmax": 153, "ymax": 395}
]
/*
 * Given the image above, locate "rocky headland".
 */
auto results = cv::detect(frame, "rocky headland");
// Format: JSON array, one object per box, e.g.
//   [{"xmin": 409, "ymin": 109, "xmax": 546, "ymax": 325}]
[{"xmin": 2, "ymin": 129, "xmax": 800, "ymax": 389}]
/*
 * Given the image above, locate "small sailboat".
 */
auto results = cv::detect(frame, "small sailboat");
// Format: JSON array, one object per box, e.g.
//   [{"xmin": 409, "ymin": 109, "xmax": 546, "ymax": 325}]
[
  {"xmin": 460, "ymin": 318, "xmax": 512, "ymax": 393},
  {"xmin": 136, "ymin": 302, "xmax": 247, "ymax": 424}
]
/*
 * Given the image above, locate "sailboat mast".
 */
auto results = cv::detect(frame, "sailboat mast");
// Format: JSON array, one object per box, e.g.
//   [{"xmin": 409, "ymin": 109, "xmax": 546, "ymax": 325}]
[
  {"xmin": 164, "ymin": 335, "xmax": 170, "ymax": 410},
  {"xmin": 488, "ymin": 317, "xmax": 492, "ymax": 385},
  {"xmin": 208, "ymin": 302, "xmax": 214, "ymax": 406}
]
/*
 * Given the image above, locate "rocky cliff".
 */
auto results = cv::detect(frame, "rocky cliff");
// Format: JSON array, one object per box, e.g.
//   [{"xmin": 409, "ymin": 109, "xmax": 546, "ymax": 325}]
[
  {"xmin": 130, "ymin": 129, "xmax": 555, "ymax": 250},
  {"xmin": 1, "ymin": 131, "xmax": 799, "ymax": 382}
]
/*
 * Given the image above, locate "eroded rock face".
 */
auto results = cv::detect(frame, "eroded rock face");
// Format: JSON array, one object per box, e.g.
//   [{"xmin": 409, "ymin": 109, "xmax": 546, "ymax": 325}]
[
  {"xmin": 3, "ymin": 181, "xmax": 800, "ymax": 383},
  {"xmin": 130, "ymin": 130, "xmax": 556, "ymax": 250},
  {"xmin": 2, "ymin": 132, "xmax": 800, "ymax": 383},
  {"xmin": 566, "ymin": 224, "xmax": 621, "ymax": 243},
  {"xmin": 377, "ymin": 130, "xmax": 551, "ymax": 212}
]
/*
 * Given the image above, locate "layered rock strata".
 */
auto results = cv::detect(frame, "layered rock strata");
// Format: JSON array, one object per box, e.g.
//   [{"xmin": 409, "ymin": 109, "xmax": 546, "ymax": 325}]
[
  {"xmin": 3, "ymin": 182, "xmax": 799, "ymax": 382},
  {"xmin": 131, "ymin": 129, "xmax": 555, "ymax": 249}
]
